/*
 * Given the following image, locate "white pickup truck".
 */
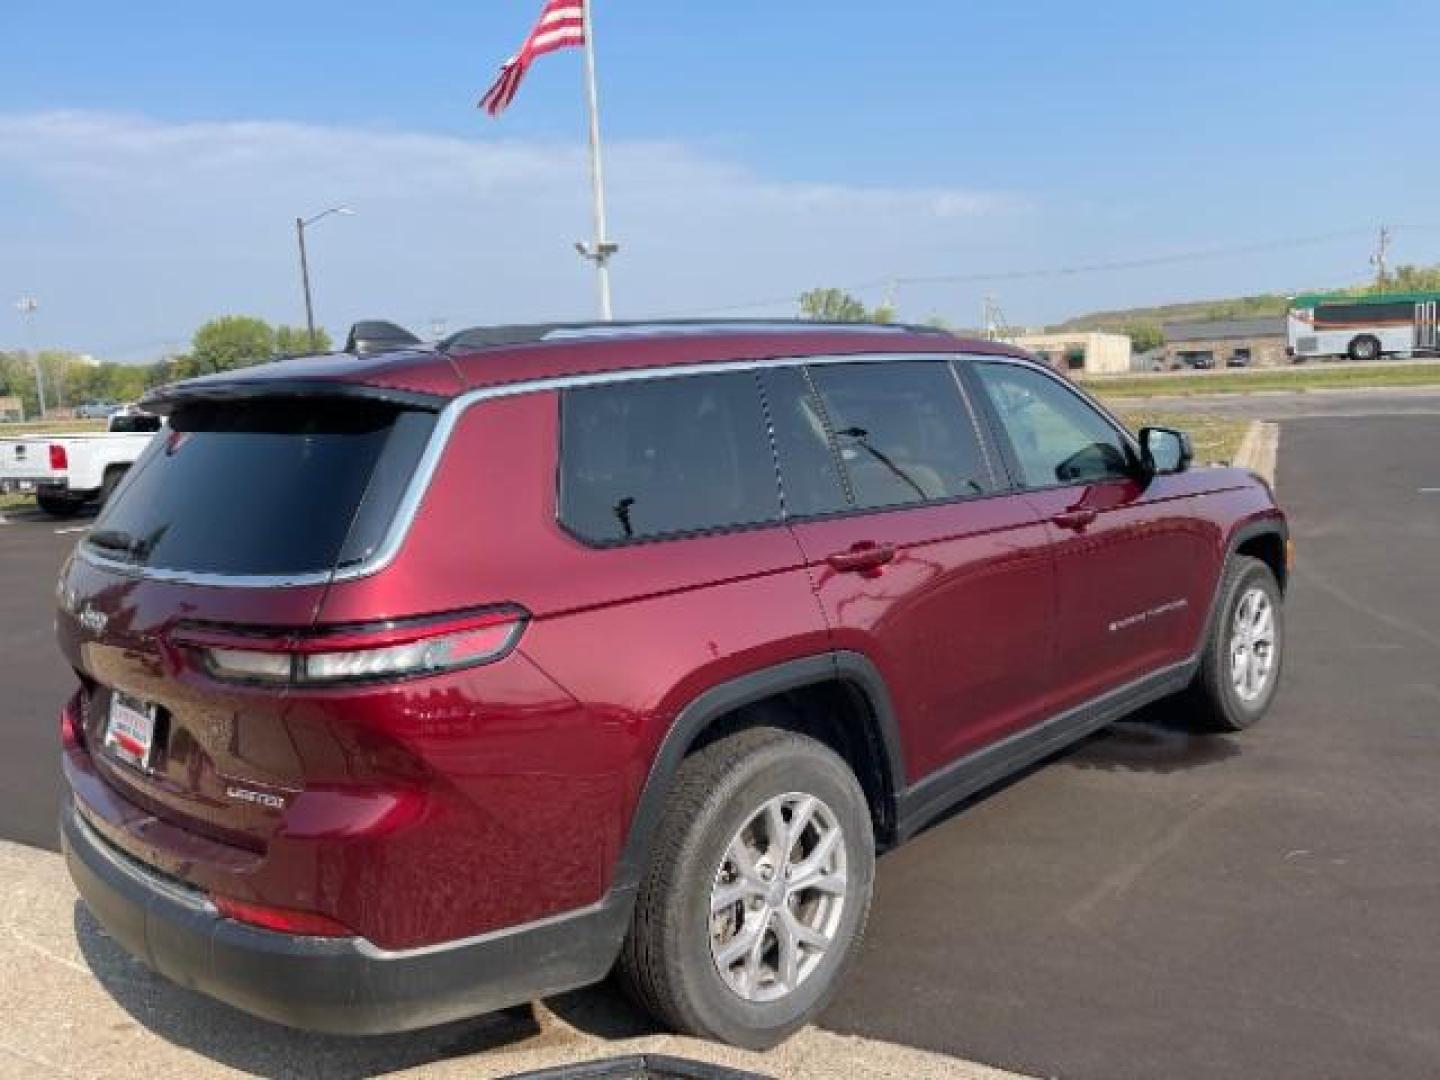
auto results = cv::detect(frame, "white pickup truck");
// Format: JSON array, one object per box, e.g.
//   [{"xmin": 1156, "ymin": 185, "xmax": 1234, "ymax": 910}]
[{"xmin": 0, "ymin": 408, "xmax": 162, "ymax": 517}]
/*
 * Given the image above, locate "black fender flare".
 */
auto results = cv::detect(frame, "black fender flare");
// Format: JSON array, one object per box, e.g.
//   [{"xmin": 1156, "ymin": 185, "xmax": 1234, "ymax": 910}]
[
  {"xmin": 611, "ymin": 650, "xmax": 905, "ymax": 894},
  {"xmin": 1193, "ymin": 516, "xmax": 1290, "ymax": 658}
]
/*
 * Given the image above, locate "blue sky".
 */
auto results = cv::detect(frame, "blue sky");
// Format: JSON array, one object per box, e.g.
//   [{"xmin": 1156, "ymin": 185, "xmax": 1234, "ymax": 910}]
[{"xmin": 3, "ymin": 0, "xmax": 1439, "ymax": 359}]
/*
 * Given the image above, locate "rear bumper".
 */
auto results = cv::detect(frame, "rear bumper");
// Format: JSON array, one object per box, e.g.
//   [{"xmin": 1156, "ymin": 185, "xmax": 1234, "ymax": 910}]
[
  {"xmin": 62, "ymin": 800, "xmax": 632, "ymax": 1034},
  {"xmin": 0, "ymin": 474, "xmax": 64, "ymax": 488}
]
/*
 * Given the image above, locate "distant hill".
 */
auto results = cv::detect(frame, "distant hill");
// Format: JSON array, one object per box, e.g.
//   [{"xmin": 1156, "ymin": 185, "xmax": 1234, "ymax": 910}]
[
  {"xmin": 1049, "ymin": 293, "xmax": 1290, "ymax": 334},
  {"xmin": 1049, "ymin": 263, "xmax": 1440, "ymax": 337}
]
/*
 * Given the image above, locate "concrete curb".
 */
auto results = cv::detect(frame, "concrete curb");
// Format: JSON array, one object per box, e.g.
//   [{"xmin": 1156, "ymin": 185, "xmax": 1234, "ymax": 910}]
[
  {"xmin": 1232, "ymin": 420, "xmax": 1279, "ymax": 487},
  {"xmin": 0, "ymin": 840, "xmax": 1031, "ymax": 1080}
]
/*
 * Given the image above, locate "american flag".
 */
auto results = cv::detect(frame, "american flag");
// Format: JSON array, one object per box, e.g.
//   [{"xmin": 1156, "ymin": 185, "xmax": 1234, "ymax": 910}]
[{"xmin": 479, "ymin": 0, "xmax": 586, "ymax": 117}]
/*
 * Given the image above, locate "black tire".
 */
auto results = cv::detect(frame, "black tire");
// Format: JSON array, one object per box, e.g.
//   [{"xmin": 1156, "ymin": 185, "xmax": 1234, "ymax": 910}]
[
  {"xmin": 99, "ymin": 466, "xmax": 127, "ymax": 507},
  {"xmin": 1347, "ymin": 335, "xmax": 1380, "ymax": 363},
  {"xmin": 35, "ymin": 490, "xmax": 83, "ymax": 518},
  {"xmin": 618, "ymin": 727, "xmax": 875, "ymax": 1049},
  {"xmin": 1182, "ymin": 555, "xmax": 1284, "ymax": 732}
]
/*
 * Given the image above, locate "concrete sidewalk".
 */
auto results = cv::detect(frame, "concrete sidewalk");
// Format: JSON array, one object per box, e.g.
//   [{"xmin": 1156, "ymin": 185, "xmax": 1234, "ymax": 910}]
[{"xmin": 0, "ymin": 841, "xmax": 1026, "ymax": 1080}]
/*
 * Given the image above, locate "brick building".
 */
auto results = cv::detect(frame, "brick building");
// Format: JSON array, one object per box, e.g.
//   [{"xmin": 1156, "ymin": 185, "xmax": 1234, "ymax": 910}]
[{"xmin": 1161, "ymin": 317, "xmax": 1288, "ymax": 369}]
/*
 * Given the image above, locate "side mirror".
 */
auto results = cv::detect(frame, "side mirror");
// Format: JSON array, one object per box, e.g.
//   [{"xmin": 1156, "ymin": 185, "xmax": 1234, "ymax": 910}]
[{"xmin": 1139, "ymin": 426, "xmax": 1193, "ymax": 475}]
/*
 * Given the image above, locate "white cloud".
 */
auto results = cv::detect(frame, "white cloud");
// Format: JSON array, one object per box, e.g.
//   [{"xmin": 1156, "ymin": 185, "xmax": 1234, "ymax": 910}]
[{"xmin": 0, "ymin": 111, "xmax": 1024, "ymax": 357}]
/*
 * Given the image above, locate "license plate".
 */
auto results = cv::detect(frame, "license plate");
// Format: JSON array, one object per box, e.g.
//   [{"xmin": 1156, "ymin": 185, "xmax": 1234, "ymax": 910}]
[{"xmin": 105, "ymin": 693, "xmax": 157, "ymax": 770}]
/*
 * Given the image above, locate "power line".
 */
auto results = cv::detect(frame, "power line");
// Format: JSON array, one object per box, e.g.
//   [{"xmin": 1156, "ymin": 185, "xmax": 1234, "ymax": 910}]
[{"xmin": 666, "ymin": 224, "xmax": 1385, "ymax": 318}]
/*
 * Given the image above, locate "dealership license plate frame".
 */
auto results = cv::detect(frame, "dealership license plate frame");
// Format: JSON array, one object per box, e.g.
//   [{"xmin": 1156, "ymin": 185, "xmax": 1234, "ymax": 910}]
[{"xmin": 104, "ymin": 692, "xmax": 157, "ymax": 771}]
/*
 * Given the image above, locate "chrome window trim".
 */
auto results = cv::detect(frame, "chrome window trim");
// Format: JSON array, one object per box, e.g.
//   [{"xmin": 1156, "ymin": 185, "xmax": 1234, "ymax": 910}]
[
  {"xmin": 541, "ymin": 322, "xmax": 918, "ymax": 341},
  {"xmin": 76, "ymin": 353, "xmax": 977, "ymax": 589}
]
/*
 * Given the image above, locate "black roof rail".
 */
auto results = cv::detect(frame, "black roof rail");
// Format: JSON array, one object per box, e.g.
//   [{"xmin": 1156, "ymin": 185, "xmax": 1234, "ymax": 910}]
[{"xmin": 439, "ymin": 319, "xmax": 953, "ymax": 353}]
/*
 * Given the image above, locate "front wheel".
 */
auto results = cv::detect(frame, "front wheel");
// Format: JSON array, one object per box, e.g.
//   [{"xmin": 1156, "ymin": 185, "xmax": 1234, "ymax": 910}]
[
  {"xmin": 1182, "ymin": 555, "xmax": 1284, "ymax": 731},
  {"xmin": 618, "ymin": 728, "xmax": 875, "ymax": 1049}
]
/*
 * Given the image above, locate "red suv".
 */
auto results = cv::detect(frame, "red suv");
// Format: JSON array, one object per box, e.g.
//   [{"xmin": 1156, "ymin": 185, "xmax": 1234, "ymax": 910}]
[{"xmin": 58, "ymin": 322, "xmax": 1288, "ymax": 1048}]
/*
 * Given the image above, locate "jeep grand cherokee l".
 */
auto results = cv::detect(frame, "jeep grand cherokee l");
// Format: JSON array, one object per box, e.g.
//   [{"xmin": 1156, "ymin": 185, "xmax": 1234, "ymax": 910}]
[{"xmin": 57, "ymin": 321, "xmax": 1288, "ymax": 1048}]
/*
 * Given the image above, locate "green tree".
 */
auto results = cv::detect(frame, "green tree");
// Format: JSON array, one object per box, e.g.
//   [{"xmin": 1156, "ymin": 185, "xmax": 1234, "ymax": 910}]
[
  {"xmin": 191, "ymin": 316, "xmax": 276, "ymax": 374},
  {"xmin": 1384, "ymin": 264, "xmax": 1440, "ymax": 293},
  {"xmin": 799, "ymin": 288, "xmax": 871, "ymax": 322},
  {"xmin": 274, "ymin": 325, "xmax": 333, "ymax": 357},
  {"xmin": 0, "ymin": 351, "xmax": 37, "ymax": 417},
  {"xmin": 1123, "ymin": 321, "xmax": 1164, "ymax": 353}
]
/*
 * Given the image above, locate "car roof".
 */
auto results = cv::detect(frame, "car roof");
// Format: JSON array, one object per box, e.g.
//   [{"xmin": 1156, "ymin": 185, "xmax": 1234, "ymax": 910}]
[{"xmin": 143, "ymin": 320, "xmax": 1031, "ymax": 412}]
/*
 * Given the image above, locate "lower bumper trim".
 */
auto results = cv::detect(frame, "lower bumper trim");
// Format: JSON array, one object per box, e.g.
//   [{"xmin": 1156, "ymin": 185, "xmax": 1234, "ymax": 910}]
[{"xmin": 62, "ymin": 800, "xmax": 632, "ymax": 1034}]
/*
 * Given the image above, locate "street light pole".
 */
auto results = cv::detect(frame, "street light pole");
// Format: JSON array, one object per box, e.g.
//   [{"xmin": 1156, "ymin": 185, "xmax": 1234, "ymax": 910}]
[
  {"xmin": 15, "ymin": 297, "xmax": 45, "ymax": 420},
  {"xmin": 294, "ymin": 207, "xmax": 354, "ymax": 353},
  {"xmin": 295, "ymin": 218, "xmax": 316, "ymax": 352}
]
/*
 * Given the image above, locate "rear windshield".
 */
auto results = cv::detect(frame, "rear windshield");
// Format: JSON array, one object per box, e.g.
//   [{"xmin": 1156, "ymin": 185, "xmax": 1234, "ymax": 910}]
[{"xmin": 88, "ymin": 397, "xmax": 436, "ymax": 576}]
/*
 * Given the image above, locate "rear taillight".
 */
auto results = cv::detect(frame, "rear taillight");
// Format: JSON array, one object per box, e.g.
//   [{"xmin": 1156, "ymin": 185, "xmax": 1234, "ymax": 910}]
[
  {"xmin": 211, "ymin": 895, "xmax": 353, "ymax": 937},
  {"xmin": 60, "ymin": 693, "xmax": 84, "ymax": 750},
  {"xmin": 170, "ymin": 606, "xmax": 528, "ymax": 687},
  {"xmin": 49, "ymin": 444, "xmax": 68, "ymax": 470}
]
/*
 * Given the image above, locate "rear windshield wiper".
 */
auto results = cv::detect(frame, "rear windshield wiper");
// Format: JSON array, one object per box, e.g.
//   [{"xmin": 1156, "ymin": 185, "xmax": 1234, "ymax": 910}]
[{"xmin": 87, "ymin": 528, "xmax": 150, "ymax": 562}]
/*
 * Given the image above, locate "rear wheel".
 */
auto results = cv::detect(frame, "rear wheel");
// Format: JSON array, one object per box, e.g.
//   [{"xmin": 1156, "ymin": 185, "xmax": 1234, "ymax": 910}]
[
  {"xmin": 1182, "ymin": 555, "xmax": 1284, "ymax": 731},
  {"xmin": 1347, "ymin": 335, "xmax": 1381, "ymax": 362},
  {"xmin": 36, "ymin": 489, "xmax": 84, "ymax": 518},
  {"xmin": 619, "ymin": 728, "xmax": 874, "ymax": 1049}
]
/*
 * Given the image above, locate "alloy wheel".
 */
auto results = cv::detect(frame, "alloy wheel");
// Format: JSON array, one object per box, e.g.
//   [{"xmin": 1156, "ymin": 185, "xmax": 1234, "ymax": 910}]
[
  {"xmin": 708, "ymin": 792, "xmax": 847, "ymax": 1003},
  {"xmin": 1230, "ymin": 586, "xmax": 1277, "ymax": 703}
]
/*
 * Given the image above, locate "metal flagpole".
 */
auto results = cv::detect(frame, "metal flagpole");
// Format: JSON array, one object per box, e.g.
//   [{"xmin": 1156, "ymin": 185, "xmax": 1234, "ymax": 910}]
[{"xmin": 577, "ymin": 0, "xmax": 617, "ymax": 319}]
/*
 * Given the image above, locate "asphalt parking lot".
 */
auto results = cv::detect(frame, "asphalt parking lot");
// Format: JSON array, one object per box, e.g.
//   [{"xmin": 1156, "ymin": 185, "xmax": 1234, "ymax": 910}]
[{"xmin": 1, "ymin": 394, "xmax": 1437, "ymax": 1078}]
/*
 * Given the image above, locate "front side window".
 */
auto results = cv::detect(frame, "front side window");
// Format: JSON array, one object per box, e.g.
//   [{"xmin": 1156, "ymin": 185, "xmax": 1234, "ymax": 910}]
[
  {"xmin": 973, "ymin": 362, "xmax": 1135, "ymax": 488},
  {"xmin": 806, "ymin": 360, "xmax": 996, "ymax": 511},
  {"xmin": 559, "ymin": 371, "xmax": 781, "ymax": 544}
]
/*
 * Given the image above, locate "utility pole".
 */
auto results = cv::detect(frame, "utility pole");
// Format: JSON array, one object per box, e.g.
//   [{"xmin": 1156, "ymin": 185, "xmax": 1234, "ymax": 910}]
[
  {"xmin": 15, "ymin": 297, "xmax": 45, "ymax": 420},
  {"xmin": 574, "ymin": 0, "xmax": 618, "ymax": 320},
  {"xmin": 1370, "ymin": 224, "xmax": 1392, "ymax": 291},
  {"xmin": 981, "ymin": 294, "xmax": 1013, "ymax": 342},
  {"xmin": 982, "ymin": 294, "xmax": 1004, "ymax": 340},
  {"xmin": 875, "ymin": 279, "xmax": 899, "ymax": 322}
]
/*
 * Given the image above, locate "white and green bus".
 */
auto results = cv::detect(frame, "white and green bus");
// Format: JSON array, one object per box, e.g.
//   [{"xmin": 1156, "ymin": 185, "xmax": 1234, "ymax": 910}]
[{"xmin": 1287, "ymin": 291, "xmax": 1440, "ymax": 362}]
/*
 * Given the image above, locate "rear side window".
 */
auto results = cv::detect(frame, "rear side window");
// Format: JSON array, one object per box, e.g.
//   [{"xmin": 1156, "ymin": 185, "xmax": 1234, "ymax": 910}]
[
  {"xmin": 806, "ymin": 361, "xmax": 996, "ymax": 510},
  {"xmin": 89, "ymin": 398, "xmax": 436, "ymax": 575},
  {"xmin": 758, "ymin": 367, "xmax": 850, "ymax": 517},
  {"xmin": 559, "ymin": 372, "xmax": 781, "ymax": 544}
]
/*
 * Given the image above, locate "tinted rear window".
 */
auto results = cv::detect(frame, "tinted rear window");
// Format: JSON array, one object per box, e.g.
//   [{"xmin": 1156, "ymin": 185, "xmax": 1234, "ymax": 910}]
[
  {"xmin": 559, "ymin": 372, "xmax": 781, "ymax": 544},
  {"xmin": 89, "ymin": 398, "xmax": 435, "ymax": 576}
]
